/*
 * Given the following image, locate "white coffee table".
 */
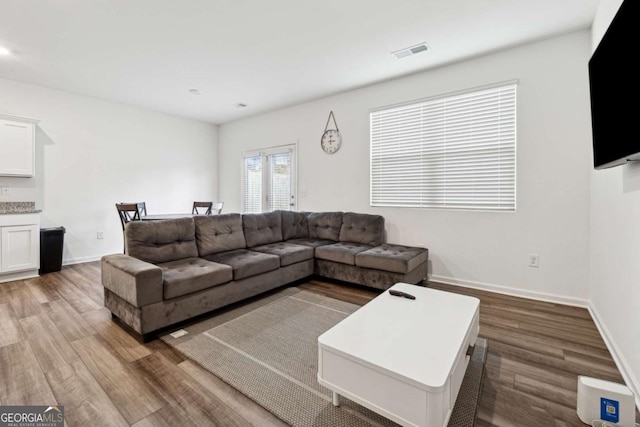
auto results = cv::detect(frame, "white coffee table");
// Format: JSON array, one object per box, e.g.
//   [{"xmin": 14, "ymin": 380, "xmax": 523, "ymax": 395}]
[{"xmin": 317, "ymin": 283, "xmax": 480, "ymax": 427}]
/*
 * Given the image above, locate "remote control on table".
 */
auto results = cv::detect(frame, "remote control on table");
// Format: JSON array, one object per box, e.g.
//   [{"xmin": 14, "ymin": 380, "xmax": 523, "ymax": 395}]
[{"xmin": 389, "ymin": 289, "xmax": 416, "ymax": 300}]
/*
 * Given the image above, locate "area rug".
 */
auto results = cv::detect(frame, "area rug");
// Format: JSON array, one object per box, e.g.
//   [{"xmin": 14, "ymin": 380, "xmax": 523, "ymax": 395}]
[{"xmin": 161, "ymin": 287, "xmax": 487, "ymax": 427}]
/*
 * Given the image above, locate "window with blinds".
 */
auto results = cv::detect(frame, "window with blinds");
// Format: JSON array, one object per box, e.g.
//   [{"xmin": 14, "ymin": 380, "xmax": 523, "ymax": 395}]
[
  {"xmin": 242, "ymin": 145, "xmax": 296, "ymax": 213},
  {"xmin": 370, "ymin": 82, "xmax": 517, "ymax": 211}
]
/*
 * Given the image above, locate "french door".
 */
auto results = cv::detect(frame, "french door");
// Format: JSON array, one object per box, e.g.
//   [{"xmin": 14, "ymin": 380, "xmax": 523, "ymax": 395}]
[{"xmin": 242, "ymin": 144, "xmax": 296, "ymax": 213}]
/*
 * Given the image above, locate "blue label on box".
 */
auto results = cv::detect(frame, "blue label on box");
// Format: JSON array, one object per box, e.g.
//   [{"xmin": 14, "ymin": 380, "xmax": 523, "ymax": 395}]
[{"xmin": 601, "ymin": 397, "xmax": 619, "ymax": 423}]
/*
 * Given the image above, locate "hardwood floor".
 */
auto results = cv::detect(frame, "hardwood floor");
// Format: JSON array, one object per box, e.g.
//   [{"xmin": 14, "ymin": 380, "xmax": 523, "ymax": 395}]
[{"xmin": 0, "ymin": 262, "xmax": 637, "ymax": 426}]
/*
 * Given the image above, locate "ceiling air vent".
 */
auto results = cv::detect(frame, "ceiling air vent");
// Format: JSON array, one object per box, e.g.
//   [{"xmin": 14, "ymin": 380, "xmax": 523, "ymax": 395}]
[{"xmin": 392, "ymin": 43, "xmax": 429, "ymax": 59}]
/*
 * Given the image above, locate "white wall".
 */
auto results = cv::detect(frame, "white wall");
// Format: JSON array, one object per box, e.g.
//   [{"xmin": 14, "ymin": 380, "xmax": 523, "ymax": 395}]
[
  {"xmin": 589, "ymin": 0, "xmax": 640, "ymax": 406},
  {"xmin": 0, "ymin": 77, "xmax": 218, "ymax": 264},
  {"xmin": 220, "ymin": 31, "xmax": 593, "ymax": 306}
]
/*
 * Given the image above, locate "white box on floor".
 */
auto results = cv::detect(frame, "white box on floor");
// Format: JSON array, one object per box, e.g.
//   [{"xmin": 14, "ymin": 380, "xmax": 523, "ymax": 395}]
[{"xmin": 577, "ymin": 376, "xmax": 635, "ymax": 426}]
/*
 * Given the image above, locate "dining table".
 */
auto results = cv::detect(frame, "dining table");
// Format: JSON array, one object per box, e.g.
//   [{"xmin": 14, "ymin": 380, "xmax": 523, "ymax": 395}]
[{"xmin": 141, "ymin": 213, "xmax": 199, "ymax": 221}]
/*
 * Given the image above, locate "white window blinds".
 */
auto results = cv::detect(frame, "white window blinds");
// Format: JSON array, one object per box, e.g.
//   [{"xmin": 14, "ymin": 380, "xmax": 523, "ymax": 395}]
[
  {"xmin": 268, "ymin": 152, "xmax": 294, "ymax": 211},
  {"xmin": 242, "ymin": 154, "xmax": 263, "ymax": 213},
  {"xmin": 370, "ymin": 82, "xmax": 517, "ymax": 211}
]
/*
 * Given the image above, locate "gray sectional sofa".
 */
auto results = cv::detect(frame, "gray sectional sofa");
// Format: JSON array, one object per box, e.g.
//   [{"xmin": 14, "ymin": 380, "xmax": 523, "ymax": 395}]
[{"xmin": 101, "ymin": 210, "xmax": 428, "ymax": 341}]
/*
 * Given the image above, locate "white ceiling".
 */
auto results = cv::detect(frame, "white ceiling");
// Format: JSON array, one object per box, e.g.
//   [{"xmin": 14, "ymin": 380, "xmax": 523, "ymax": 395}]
[{"xmin": 0, "ymin": 0, "xmax": 599, "ymax": 125}]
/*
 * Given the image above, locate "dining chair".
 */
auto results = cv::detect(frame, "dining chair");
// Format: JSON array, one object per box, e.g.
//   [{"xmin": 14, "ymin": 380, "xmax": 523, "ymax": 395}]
[
  {"xmin": 192, "ymin": 201, "xmax": 213, "ymax": 215},
  {"xmin": 116, "ymin": 203, "xmax": 145, "ymax": 230},
  {"xmin": 116, "ymin": 202, "xmax": 145, "ymax": 252},
  {"xmin": 213, "ymin": 202, "xmax": 224, "ymax": 214}
]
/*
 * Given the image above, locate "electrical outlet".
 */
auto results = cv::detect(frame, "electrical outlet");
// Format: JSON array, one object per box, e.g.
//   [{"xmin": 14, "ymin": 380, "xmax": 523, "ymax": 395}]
[
  {"xmin": 528, "ymin": 254, "xmax": 540, "ymax": 268},
  {"xmin": 0, "ymin": 186, "xmax": 10, "ymax": 196},
  {"xmin": 97, "ymin": 231, "xmax": 104, "ymax": 240}
]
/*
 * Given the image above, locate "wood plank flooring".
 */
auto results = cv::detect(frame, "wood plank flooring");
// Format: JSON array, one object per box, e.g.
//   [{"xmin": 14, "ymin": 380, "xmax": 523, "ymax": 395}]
[{"xmin": 0, "ymin": 262, "xmax": 637, "ymax": 426}]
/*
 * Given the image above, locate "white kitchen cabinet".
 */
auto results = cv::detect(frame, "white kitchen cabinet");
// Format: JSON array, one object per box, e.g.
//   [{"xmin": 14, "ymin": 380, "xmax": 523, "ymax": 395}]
[
  {"xmin": 0, "ymin": 213, "xmax": 40, "ymax": 283},
  {"xmin": 0, "ymin": 116, "xmax": 37, "ymax": 177},
  {"xmin": 1, "ymin": 224, "xmax": 39, "ymax": 272}
]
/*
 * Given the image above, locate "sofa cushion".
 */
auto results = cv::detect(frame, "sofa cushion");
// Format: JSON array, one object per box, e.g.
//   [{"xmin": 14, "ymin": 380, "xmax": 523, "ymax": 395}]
[
  {"xmin": 203, "ymin": 249, "xmax": 280, "ymax": 280},
  {"xmin": 307, "ymin": 212, "xmax": 343, "ymax": 241},
  {"xmin": 158, "ymin": 257, "xmax": 233, "ymax": 299},
  {"xmin": 339, "ymin": 212, "xmax": 385, "ymax": 246},
  {"xmin": 242, "ymin": 211, "xmax": 283, "ymax": 248},
  {"xmin": 286, "ymin": 238, "xmax": 336, "ymax": 249},
  {"xmin": 315, "ymin": 242, "xmax": 374, "ymax": 266},
  {"xmin": 126, "ymin": 217, "xmax": 198, "ymax": 264},
  {"xmin": 280, "ymin": 210, "xmax": 309, "ymax": 240},
  {"xmin": 355, "ymin": 244, "xmax": 428, "ymax": 274},
  {"xmin": 194, "ymin": 214, "xmax": 246, "ymax": 256},
  {"xmin": 251, "ymin": 242, "xmax": 314, "ymax": 267}
]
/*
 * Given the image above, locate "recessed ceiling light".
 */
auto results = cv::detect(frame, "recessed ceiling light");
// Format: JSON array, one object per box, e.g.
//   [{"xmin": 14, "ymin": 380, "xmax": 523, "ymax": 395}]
[
  {"xmin": 233, "ymin": 103, "xmax": 248, "ymax": 109},
  {"xmin": 188, "ymin": 88, "xmax": 201, "ymax": 95},
  {"xmin": 0, "ymin": 46, "xmax": 11, "ymax": 56},
  {"xmin": 392, "ymin": 43, "xmax": 429, "ymax": 59}
]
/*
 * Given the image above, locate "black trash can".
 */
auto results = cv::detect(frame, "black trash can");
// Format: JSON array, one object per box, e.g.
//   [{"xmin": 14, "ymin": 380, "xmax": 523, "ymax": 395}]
[{"xmin": 40, "ymin": 226, "xmax": 65, "ymax": 274}]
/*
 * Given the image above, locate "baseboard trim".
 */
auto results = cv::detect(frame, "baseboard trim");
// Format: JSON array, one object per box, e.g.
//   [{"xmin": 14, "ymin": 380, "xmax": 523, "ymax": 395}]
[
  {"xmin": 588, "ymin": 302, "xmax": 640, "ymax": 411},
  {"xmin": 0, "ymin": 270, "xmax": 39, "ymax": 284},
  {"xmin": 62, "ymin": 255, "xmax": 103, "ymax": 266},
  {"xmin": 429, "ymin": 274, "xmax": 589, "ymax": 308}
]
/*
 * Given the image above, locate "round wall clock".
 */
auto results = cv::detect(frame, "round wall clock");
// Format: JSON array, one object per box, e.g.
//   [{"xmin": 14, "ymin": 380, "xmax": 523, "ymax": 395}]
[{"xmin": 321, "ymin": 111, "xmax": 342, "ymax": 154}]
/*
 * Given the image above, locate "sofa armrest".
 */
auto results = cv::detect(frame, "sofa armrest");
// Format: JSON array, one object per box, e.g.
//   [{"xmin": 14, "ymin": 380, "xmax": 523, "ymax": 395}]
[{"xmin": 101, "ymin": 254, "xmax": 163, "ymax": 307}]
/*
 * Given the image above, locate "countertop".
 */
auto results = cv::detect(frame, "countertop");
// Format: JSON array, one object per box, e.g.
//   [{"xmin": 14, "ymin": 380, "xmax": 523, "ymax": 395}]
[{"xmin": 0, "ymin": 202, "xmax": 42, "ymax": 215}]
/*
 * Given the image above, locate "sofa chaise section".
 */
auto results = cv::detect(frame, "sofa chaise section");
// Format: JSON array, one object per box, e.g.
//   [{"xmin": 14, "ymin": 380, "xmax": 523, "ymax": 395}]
[{"xmin": 312, "ymin": 212, "xmax": 427, "ymax": 290}]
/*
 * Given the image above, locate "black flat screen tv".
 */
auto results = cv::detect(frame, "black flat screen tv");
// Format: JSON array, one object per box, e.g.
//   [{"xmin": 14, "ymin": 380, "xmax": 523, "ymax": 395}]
[{"xmin": 589, "ymin": 0, "xmax": 639, "ymax": 169}]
